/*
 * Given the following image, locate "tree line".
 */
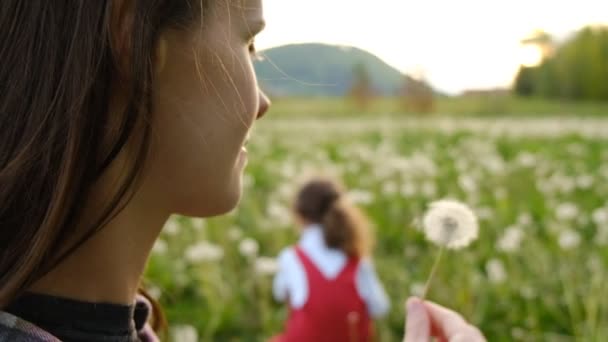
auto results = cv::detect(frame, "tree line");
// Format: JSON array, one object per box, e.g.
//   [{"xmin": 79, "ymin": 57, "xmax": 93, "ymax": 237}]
[{"xmin": 514, "ymin": 26, "xmax": 608, "ymax": 101}]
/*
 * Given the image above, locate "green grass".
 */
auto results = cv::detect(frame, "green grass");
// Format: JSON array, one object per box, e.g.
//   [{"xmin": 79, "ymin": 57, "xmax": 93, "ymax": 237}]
[
  {"xmin": 266, "ymin": 96, "xmax": 608, "ymax": 118},
  {"xmin": 146, "ymin": 116, "xmax": 608, "ymax": 341}
]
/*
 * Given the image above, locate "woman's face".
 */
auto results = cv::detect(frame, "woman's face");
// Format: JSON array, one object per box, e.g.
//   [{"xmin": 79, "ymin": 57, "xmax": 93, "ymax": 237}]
[{"xmin": 145, "ymin": 0, "xmax": 269, "ymax": 217}]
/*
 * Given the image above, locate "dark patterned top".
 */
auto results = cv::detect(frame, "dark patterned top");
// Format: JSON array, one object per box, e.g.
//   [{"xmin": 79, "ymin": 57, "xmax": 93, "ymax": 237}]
[{"xmin": 0, "ymin": 293, "xmax": 159, "ymax": 342}]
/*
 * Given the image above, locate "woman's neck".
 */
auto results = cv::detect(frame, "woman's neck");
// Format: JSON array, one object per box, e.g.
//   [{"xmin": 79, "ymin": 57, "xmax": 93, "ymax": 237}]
[{"xmin": 29, "ymin": 184, "xmax": 169, "ymax": 305}]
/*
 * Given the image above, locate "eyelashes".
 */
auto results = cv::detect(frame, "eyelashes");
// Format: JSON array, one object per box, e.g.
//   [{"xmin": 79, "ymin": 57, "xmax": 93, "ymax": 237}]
[{"xmin": 249, "ymin": 40, "xmax": 263, "ymax": 61}]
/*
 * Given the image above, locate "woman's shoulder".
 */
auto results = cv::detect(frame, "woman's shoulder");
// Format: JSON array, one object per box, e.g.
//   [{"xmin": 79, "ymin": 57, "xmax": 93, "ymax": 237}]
[{"xmin": 0, "ymin": 310, "xmax": 60, "ymax": 341}]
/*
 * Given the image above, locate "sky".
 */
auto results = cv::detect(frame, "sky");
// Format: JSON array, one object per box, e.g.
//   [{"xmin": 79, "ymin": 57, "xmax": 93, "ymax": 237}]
[{"xmin": 256, "ymin": 0, "xmax": 608, "ymax": 94}]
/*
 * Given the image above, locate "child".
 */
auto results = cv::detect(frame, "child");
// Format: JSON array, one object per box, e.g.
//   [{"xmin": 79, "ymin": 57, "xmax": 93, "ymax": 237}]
[{"xmin": 272, "ymin": 178, "xmax": 389, "ymax": 342}]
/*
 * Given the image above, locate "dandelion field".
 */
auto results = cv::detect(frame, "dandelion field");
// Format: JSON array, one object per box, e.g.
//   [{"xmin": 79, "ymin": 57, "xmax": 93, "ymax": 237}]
[{"xmin": 146, "ymin": 115, "xmax": 608, "ymax": 342}]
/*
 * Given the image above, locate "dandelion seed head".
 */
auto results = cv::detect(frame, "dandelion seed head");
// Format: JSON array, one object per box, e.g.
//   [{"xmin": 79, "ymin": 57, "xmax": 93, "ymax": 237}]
[
  {"xmin": 422, "ymin": 199, "xmax": 479, "ymax": 250},
  {"xmin": 497, "ymin": 225, "xmax": 524, "ymax": 253},
  {"xmin": 184, "ymin": 241, "xmax": 224, "ymax": 263},
  {"xmin": 485, "ymin": 258, "xmax": 507, "ymax": 284},
  {"xmin": 238, "ymin": 238, "xmax": 259, "ymax": 258},
  {"xmin": 558, "ymin": 229, "xmax": 581, "ymax": 250},
  {"xmin": 255, "ymin": 256, "xmax": 278, "ymax": 275}
]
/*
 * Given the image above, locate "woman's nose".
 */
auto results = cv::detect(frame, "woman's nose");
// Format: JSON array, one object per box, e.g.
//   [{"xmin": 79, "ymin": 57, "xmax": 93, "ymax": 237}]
[{"xmin": 256, "ymin": 90, "xmax": 271, "ymax": 119}]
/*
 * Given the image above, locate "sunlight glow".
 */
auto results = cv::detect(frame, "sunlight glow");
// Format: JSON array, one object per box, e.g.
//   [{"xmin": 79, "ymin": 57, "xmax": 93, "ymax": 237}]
[
  {"xmin": 519, "ymin": 45, "xmax": 544, "ymax": 67},
  {"xmin": 258, "ymin": 0, "xmax": 608, "ymax": 93}
]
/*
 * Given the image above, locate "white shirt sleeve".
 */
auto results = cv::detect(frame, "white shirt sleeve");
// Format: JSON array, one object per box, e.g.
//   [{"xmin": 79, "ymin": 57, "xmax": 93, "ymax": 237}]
[
  {"xmin": 272, "ymin": 248, "xmax": 308, "ymax": 308},
  {"xmin": 356, "ymin": 258, "xmax": 390, "ymax": 318},
  {"xmin": 272, "ymin": 248, "xmax": 291, "ymax": 302}
]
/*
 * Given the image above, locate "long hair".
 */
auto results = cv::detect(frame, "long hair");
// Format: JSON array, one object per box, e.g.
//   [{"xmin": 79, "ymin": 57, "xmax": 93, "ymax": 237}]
[
  {"xmin": 0, "ymin": 0, "xmax": 208, "ymax": 316},
  {"xmin": 294, "ymin": 178, "xmax": 373, "ymax": 258}
]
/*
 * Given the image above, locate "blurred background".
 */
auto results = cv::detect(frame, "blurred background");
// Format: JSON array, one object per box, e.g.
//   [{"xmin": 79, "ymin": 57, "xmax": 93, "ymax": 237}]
[{"xmin": 146, "ymin": 1, "xmax": 608, "ymax": 341}]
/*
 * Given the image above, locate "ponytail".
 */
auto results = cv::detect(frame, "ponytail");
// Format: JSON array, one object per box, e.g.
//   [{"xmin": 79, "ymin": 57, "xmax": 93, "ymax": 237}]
[
  {"xmin": 322, "ymin": 198, "xmax": 371, "ymax": 257},
  {"xmin": 295, "ymin": 178, "xmax": 373, "ymax": 258}
]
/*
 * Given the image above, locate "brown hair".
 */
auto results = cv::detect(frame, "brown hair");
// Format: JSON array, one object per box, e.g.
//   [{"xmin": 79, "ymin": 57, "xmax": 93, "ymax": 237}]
[
  {"xmin": 0, "ymin": 0, "xmax": 208, "ymax": 325},
  {"xmin": 294, "ymin": 178, "xmax": 373, "ymax": 257}
]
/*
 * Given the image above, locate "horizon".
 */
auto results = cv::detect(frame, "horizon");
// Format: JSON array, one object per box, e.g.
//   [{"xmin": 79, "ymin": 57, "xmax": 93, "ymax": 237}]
[{"xmin": 257, "ymin": 0, "xmax": 608, "ymax": 94}]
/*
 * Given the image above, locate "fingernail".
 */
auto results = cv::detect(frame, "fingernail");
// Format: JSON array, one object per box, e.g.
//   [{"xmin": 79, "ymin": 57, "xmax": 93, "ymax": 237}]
[{"xmin": 406, "ymin": 297, "xmax": 423, "ymax": 313}]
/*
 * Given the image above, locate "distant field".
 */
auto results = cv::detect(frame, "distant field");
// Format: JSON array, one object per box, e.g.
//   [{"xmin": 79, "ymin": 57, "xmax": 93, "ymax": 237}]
[
  {"xmin": 147, "ymin": 116, "xmax": 608, "ymax": 341},
  {"xmin": 266, "ymin": 96, "xmax": 608, "ymax": 118}
]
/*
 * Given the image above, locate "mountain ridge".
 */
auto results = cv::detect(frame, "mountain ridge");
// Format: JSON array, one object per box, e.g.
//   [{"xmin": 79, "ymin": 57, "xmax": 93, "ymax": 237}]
[{"xmin": 254, "ymin": 43, "xmax": 413, "ymax": 97}]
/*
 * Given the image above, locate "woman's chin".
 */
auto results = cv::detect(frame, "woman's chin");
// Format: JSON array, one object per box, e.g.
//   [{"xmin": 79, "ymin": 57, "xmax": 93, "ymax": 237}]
[{"xmin": 179, "ymin": 182, "xmax": 243, "ymax": 217}]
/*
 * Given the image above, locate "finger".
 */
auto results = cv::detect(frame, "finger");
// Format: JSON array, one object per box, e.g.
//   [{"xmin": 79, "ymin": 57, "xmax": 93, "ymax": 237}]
[
  {"xmin": 423, "ymin": 301, "xmax": 485, "ymax": 341},
  {"xmin": 404, "ymin": 297, "xmax": 430, "ymax": 342},
  {"xmin": 450, "ymin": 328, "xmax": 486, "ymax": 342}
]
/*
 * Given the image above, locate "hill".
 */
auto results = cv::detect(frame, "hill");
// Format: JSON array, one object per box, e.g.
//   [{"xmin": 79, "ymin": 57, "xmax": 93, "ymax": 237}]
[{"xmin": 254, "ymin": 43, "xmax": 412, "ymax": 97}]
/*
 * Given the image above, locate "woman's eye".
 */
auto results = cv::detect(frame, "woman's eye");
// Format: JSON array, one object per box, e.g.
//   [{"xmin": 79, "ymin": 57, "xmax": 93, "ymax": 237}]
[{"xmin": 249, "ymin": 41, "xmax": 263, "ymax": 61}]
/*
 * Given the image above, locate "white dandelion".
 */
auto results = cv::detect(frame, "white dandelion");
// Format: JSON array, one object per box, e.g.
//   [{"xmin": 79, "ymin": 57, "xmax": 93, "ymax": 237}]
[
  {"xmin": 254, "ymin": 256, "xmax": 279, "ymax": 276},
  {"xmin": 422, "ymin": 199, "xmax": 479, "ymax": 250},
  {"xmin": 558, "ymin": 229, "xmax": 581, "ymax": 250},
  {"xmin": 170, "ymin": 325, "xmax": 198, "ymax": 342},
  {"xmin": 420, "ymin": 199, "xmax": 479, "ymax": 299},
  {"xmin": 238, "ymin": 237, "xmax": 259, "ymax": 258},
  {"xmin": 555, "ymin": 202, "xmax": 579, "ymax": 222},
  {"xmin": 497, "ymin": 225, "xmax": 524, "ymax": 253},
  {"xmin": 190, "ymin": 218, "xmax": 205, "ymax": 231},
  {"xmin": 347, "ymin": 189, "xmax": 374, "ymax": 205},
  {"xmin": 485, "ymin": 258, "xmax": 507, "ymax": 284},
  {"xmin": 163, "ymin": 218, "xmax": 181, "ymax": 236},
  {"xmin": 184, "ymin": 241, "xmax": 224, "ymax": 263},
  {"xmin": 151, "ymin": 239, "xmax": 168, "ymax": 255},
  {"xmin": 227, "ymin": 226, "xmax": 243, "ymax": 241},
  {"xmin": 592, "ymin": 207, "xmax": 608, "ymax": 226}
]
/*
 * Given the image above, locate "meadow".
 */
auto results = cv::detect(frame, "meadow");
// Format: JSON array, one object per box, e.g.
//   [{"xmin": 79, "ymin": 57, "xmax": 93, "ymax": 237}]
[{"xmin": 145, "ymin": 110, "xmax": 608, "ymax": 341}]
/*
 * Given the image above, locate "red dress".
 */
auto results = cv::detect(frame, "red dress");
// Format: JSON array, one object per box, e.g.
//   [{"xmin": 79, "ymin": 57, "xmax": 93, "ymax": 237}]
[{"xmin": 272, "ymin": 246, "xmax": 373, "ymax": 342}]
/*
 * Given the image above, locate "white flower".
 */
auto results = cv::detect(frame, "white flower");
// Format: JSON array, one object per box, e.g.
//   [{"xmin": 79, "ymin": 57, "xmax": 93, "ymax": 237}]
[
  {"xmin": 458, "ymin": 175, "xmax": 477, "ymax": 193},
  {"xmin": 255, "ymin": 256, "xmax": 278, "ymax": 275},
  {"xmin": 576, "ymin": 175, "xmax": 594, "ymax": 189},
  {"xmin": 517, "ymin": 213, "xmax": 533, "ymax": 226},
  {"xmin": 228, "ymin": 226, "xmax": 243, "ymax": 241},
  {"xmin": 555, "ymin": 202, "xmax": 579, "ymax": 221},
  {"xmin": 163, "ymin": 218, "xmax": 180, "ymax": 236},
  {"xmin": 558, "ymin": 229, "xmax": 581, "ymax": 250},
  {"xmin": 184, "ymin": 241, "xmax": 224, "ymax": 263},
  {"xmin": 592, "ymin": 208, "xmax": 608, "ymax": 226},
  {"xmin": 422, "ymin": 199, "xmax": 479, "ymax": 250},
  {"xmin": 267, "ymin": 201, "xmax": 292, "ymax": 226},
  {"xmin": 170, "ymin": 325, "xmax": 198, "ymax": 342},
  {"xmin": 594, "ymin": 224, "xmax": 608, "ymax": 246},
  {"xmin": 190, "ymin": 218, "xmax": 205, "ymax": 231},
  {"xmin": 517, "ymin": 152, "xmax": 537, "ymax": 168},
  {"xmin": 497, "ymin": 225, "xmax": 524, "ymax": 253},
  {"xmin": 152, "ymin": 239, "xmax": 168, "ymax": 255},
  {"xmin": 147, "ymin": 285, "xmax": 162, "ymax": 300},
  {"xmin": 485, "ymin": 258, "xmax": 507, "ymax": 284},
  {"xmin": 475, "ymin": 206, "xmax": 494, "ymax": 221},
  {"xmin": 347, "ymin": 189, "xmax": 374, "ymax": 205},
  {"xmin": 519, "ymin": 285, "xmax": 537, "ymax": 300},
  {"xmin": 239, "ymin": 238, "xmax": 259, "ymax": 258}
]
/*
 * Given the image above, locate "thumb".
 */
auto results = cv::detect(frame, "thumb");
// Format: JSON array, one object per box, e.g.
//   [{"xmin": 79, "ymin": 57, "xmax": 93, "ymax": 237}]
[{"xmin": 404, "ymin": 297, "xmax": 430, "ymax": 342}]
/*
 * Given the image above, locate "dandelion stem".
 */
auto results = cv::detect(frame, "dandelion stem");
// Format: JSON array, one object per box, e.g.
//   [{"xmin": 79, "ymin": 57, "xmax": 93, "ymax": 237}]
[{"xmin": 421, "ymin": 246, "xmax": 444, "ymax": 300}]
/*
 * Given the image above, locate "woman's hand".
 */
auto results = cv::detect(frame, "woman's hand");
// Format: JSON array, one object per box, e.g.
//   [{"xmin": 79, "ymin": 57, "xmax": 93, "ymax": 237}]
[{"xmin": 403, "ymin": 297, "xmax": 485, "ymax": 342}]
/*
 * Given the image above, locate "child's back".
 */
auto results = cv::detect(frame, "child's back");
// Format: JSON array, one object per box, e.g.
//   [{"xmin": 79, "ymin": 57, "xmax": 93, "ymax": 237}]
[{"xmin": 272, "ymin": 179, "xmax": 389, "ymax": 342}]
